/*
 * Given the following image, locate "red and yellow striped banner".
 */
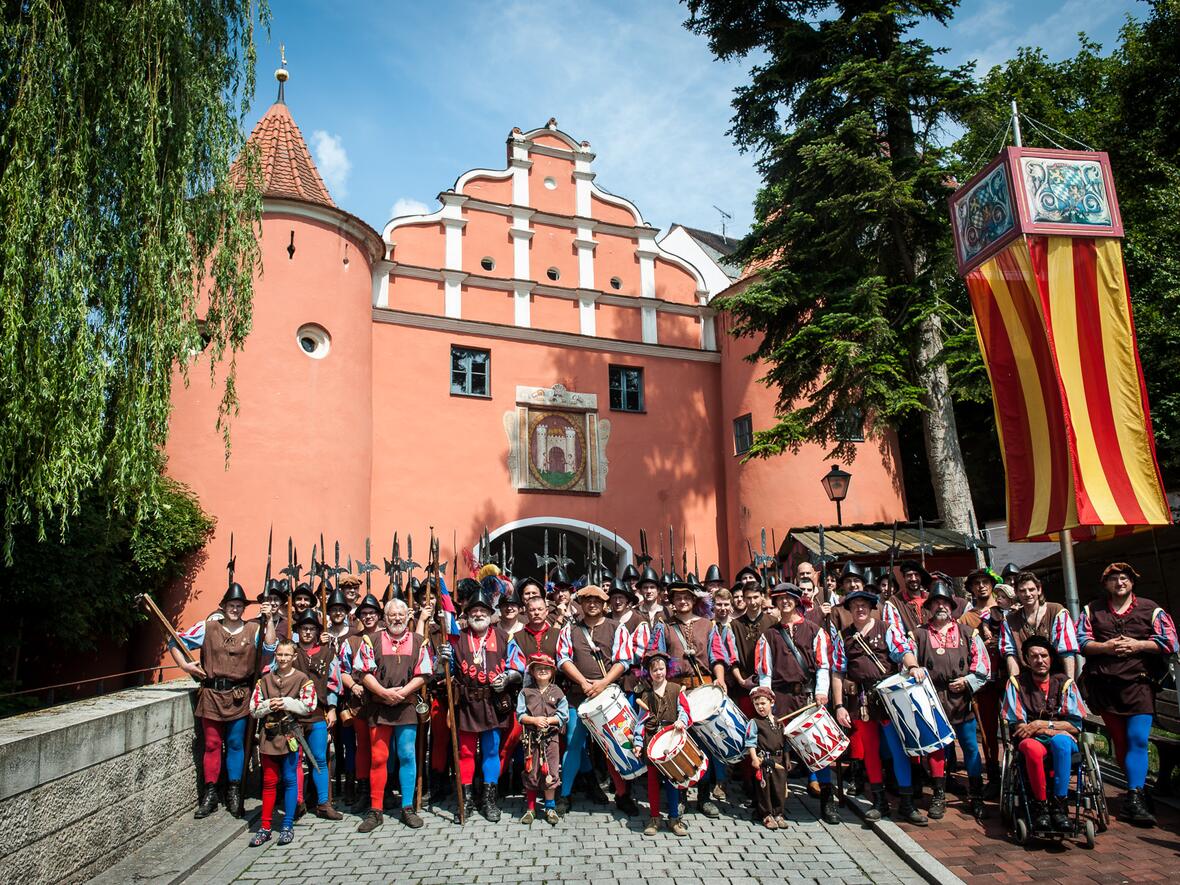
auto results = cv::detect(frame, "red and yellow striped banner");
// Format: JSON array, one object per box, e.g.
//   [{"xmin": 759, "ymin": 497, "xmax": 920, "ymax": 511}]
[{"xmin": 965, "ymin": 235, "xmax": 1170, "ymax": 542}]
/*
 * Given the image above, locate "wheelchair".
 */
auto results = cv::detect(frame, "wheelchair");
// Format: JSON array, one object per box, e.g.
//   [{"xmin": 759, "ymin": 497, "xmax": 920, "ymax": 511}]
[{"xmin": 998, "ymin": 721, "xmax": 1108, "ymax": 847}]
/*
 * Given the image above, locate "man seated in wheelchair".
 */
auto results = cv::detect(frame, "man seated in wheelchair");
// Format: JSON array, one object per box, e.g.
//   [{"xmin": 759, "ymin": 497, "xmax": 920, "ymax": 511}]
[{"xmin": 1001, "ymin": 635, "xmax": 1089, "ymax": 832}]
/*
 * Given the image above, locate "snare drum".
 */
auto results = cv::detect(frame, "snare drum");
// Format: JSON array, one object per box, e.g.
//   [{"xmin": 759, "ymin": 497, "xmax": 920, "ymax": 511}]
[
  {"xmin": 875, "ymin": 672, "xmax": 955, "ymax": 755},
  {"xmin": 686, "ymin": 684, "xmax": 749, "ymax": 764},
  {"xmin": 647, "ymin": 725, "xmax": 708, "ymax": 788},
  {"xmin": 782, "ymin": 704, "xmax": 849, "ymax": 772},
  {"xmin": 578, "ymin": 685, "xmax": 647, "ymax": 780}
]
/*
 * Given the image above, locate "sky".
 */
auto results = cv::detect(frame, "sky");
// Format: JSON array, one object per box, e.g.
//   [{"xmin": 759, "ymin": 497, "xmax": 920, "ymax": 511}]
[{"xmin": 252, "ymin": 0, "xmax": 1147, "ymax": 240}]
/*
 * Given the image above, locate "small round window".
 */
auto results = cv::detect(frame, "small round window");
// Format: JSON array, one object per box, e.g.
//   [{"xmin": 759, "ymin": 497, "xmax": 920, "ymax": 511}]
[
  {"xmin": 480, "ymin": 256, "xmax": 495, "ymax": 272},
  {"xmin": 543, "ymin": 177, "xmax": 557, "ymax": 190},
  {"xmin": 609, "ymin": 277, "xmax": 622, "ymax": 290},
  {"xmin": 546, "ymin": 267, "xmax": 560, "ymax": 281},
  {"xmin": 296, "ymin": 323, "xmax": 330, "ymax": 359}
]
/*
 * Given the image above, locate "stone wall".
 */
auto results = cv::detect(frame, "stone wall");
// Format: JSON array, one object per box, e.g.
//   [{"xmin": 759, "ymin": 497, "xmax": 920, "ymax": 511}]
[{"xmin": 0, "ymin": 681, "xmax": 199, "ymax": 885}]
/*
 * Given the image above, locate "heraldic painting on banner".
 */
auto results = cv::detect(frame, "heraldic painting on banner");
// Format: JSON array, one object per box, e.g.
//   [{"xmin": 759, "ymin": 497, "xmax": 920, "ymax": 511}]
[{"xmin": 503, "ymin": 384, "xmax": 611, "ymax": 494}]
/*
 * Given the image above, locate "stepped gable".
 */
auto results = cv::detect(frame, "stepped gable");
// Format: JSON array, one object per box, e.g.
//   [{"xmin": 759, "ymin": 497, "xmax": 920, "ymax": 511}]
[{"xmin": 232, "ymin": 101, "xmax": 336, "ymax": 209}]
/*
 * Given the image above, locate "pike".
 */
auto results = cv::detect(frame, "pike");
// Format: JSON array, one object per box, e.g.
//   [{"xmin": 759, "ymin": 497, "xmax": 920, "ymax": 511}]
[
  {"xmin": 771, "ymin": 528, "xmax": 779, "ymax": 582},
  {"xmin": 554, "ymin": 532, "xmax": 573, "ymax": 572},
  {"xmin": 816, "ymin": 524, "xmax": 836, "ymax": 590},
  {"xmin": 263, "ymin": 525, "xmax": 273, "ymax": 591},
  {"xmin": 668, "ymin": 525, "xmax": 675, "ymax": 577},
  {"xmin": 227, "ymin": 532, "xmax": 236, "ymax": 587},
  {"xmin": 333, "ymin": 537, "xmax": 341, "ymax": 586},
  {"xmin": 358, "ymin": 537, "xmax": 377, "ymax": 591},
  {"xmin": 887, "ymin": 520, "xmax": 899, "ymax": 585},
  {"xmin": 637, "ymin": 528, "xmax": 651, "ymax": 567},
  {"xmin": 535, "ymin": 529, "xmax": 553, "ymax": 585},
  {"xmin": 436, "ymin": 531, "xmax": 466, "ymax": 824},
  {"xmin": 402, "ymin": 534, "xmax": 420, "ymax": 584},
  {"xmin": 658, "ymin": 530, "xmax": 665, "ymax": 576},
  {"xmin": 414, "ymin": 529, "xmax": 440, "ymax": 812},
  {"xmin": 693, "ymin": 534, "xmax": 699, "ymax": 579},
  {"xmin": 917, "ymin": 516, "xmax": 933, "ymax": 568}
]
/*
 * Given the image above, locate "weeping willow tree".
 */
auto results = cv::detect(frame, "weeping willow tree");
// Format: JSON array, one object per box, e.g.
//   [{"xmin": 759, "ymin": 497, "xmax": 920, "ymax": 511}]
[{"xmin": 0, "ymin": 1, "xmax": 268, "ymax": 555}]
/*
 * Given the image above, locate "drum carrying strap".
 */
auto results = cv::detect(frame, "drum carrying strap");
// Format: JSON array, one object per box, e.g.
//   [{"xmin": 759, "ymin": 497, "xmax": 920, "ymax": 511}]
[
  {"xmin": 852, "ymin": 629, "xmax": 890, "ymax": 676},
  {"xmin": 578, "ymin": 624, "xmax": 609, "ymax": 679},
  {"xmin": 777, "ymin": 624, "xmax": 811, "ymax": 677},
  {"xmin": 670, "ymin": 621, "xmax": 706, "ymax": 680}
]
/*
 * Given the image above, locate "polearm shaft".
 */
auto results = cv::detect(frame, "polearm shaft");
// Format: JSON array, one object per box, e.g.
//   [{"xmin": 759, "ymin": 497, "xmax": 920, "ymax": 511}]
[
  {"xmin": 440, "ymin": 546, "xmax": 465, "ymax": 825},
  {"xmin": 136, "ymin": 593, "xmax": 197, "ymax": 666}
]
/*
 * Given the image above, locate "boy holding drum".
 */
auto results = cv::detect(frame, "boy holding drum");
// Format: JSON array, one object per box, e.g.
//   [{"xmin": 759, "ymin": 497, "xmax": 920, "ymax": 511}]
[{"xmin": 634, "ymin": 648, "xmax": 693, "ymax": 836}]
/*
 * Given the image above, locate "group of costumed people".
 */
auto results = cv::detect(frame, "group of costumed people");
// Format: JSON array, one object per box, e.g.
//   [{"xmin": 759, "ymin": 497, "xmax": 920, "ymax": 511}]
[{"xmin": 169, "ymin": 548, "xmax": 1177, "ymax": 848}]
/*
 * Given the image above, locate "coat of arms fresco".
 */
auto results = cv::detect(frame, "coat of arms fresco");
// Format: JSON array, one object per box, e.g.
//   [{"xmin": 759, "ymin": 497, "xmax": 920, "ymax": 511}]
[{"xmin": 504, "ymin": 385, "xmax": 610, "ymax": 493}]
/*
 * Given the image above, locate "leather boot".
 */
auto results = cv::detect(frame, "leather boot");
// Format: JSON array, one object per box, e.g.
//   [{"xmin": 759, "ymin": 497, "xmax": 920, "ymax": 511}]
[
  {"xmin": 863, "ymin": 784, "xmax": 884, "ymax": 822},
  {"xmin": 1049, "ymin": 796, "xmax": 1071, "ymax": 832},
  {"xmin": 482, "ymin": 783, "xmax": 501, "ymax": 823},
  {"xmin": 928, "ymin": 776, "xmax": 946, "ymax": 820},
  {"xmin": 968, "ymin": 775, "xmax": 987, "ymax": 820},
  {"xmin": 194, "ymin": 782, "xmax": 219, "ymax": 819},
  {"xmin": 897, "ymin": 788, "xmax": 928, "ymax": 826},
  {"xmin": 1031, "ymin": 799, "xmax": 1051, "ymax": 832},
  {"xmin": 315, "ymin": 802, "xmax": 344, "ymax": 820},
  {"xmin": 343, "ymin": 772, "xmax": 355, "ymax": 807},
  {"xmin": 225, "ymin": 781, "xmax": 243, "ymax": 819},
  {"xmin": 847, "ymin": 760, "xmax": 865, "ymax": 797},
  {"xmin": 984, "ymin": 761, "xmax": 1001, "ymax": 799},
  {"xmin": 351, "ymin": 780, "xmax": 370, "ymax": 814},
  {"xmin": 462, "ymin": 784, "xmax": 477, "ymax": 816},
  {"xmin": 819, "ymin": 784, "xmax": 842, "ymax": 825},
  {"xmin": 1122, "ymin": 788, "xmax": 1156, "ymax": 827},
  {"xmin": 429, "ymin": 769, "xmax": 451, "ymax": 803}
]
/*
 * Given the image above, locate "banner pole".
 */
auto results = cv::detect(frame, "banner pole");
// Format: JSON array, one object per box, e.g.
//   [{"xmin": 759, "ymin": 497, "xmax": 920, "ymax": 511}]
[{"xmin": 1060, "ymin": 532, "xmax": 1080, "ymax": 620}]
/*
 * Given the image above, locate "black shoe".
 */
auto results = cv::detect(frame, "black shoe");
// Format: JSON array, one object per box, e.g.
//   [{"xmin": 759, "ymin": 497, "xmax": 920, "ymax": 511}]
[
  {"xmin": 429, "ymin": 770, "xmax": 451, "ymax": 803},
  {"xmin": 194, "ymin": 782, "xmax": 219, "ymax": 819},
  {"xmin": 462, "ymin": 784, "xmax": 477, "ymax": 816},
  {"xmin": 863, "ymin": 786, "xmax": 883, "ymax": 822},
  {"xmin": 616, "ymin": 793, "xmax": 640, "ymax": 816},
  {"xmin": 357, "ymin": 809, "xmax": 383, "ymax": 833},
  {"xmin": 586, "ymin": 779, "xmax": 610, "ymax": 805},
  {"xmin": 1049, "ymin": 796, "xmax": 1071, "ymax": 832},
  {"xmin": 898, "ymin": 790, "xmax": 928, "ymax": 826},
  {"xmin": 225, "ymin": 781, "xmax": 243, "ymax": 819},
  {"xmin": 343, "ymin": 773, "xmax": 356, "ymax": 807},
  {"xmin": 1121, "ymin": 788, "xmax": 1156, "ymax": 827},
  {"xmin": 294, "ymin": 801, "xmax": 306, "ymax": 821},
  {"xmin": 819, "ymin": 784, "xmax": 842, "ymax": 825},
  {"xmin": 248, "ymin": 828, "xmax": 271, "ymax": 847},
  {"xmin": 482, "ymin": 783, "xmax": 501, "ymax": 823},
  {"xmin": 555, "ymin": 795, "xmax": 571, "ymax": 815},
  {"xmin": 928, "ymin": 776, "xmax": 946, "ymax": 820},
  {"xmin": 351, "ymin": 780, "xmax": 370, "ymax": 814},
  {"xmin": 697, "ymin": 798, "xmax": 721, "ymax": 819},
  {"xmin": 968, "ymin": 776, "xmax": 987, "ymax": 820},
  {"xmin": 400, "ymin": 807, "xmax": 424, "ymax": 828},
  {"xmin": 984, "ymin": 762, "xmax": 1001, "ymax": 800},
  {"xmin": 1031, "ymin": 799, "xmax": 1051, "ymax": 832}
]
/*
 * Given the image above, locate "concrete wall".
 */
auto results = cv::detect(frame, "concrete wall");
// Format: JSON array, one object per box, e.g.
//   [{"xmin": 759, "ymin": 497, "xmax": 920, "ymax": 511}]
[{"xmin": 0, "ymin": 682, "xmax": 198, "ymax": 885}]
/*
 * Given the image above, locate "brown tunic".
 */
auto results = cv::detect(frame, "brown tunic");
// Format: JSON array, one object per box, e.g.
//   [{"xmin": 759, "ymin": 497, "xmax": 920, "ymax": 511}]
[
  {"xmin": 749, "ymin": 713, "xmax": 788, "ymax": 817},
  {"xmin": 454, "ymin": 626, "xmax": 513, "ymax": 732},
  {"xmin": 1011, "ymin": 672, "xmax": 1074, "ymax": 722},
  {"xmin": 255, "ymin": 669, "xmax": 313, "ymax": 756},
  {"xmin": 637, "ymin": 681, "xmax": 686, "ymax": 752},
  {"xmin": 563, "ymin": 617, "xmax": 622, "ymax": 706},
  {"xmin": 840, "ymin": 620, "xmax": 897, "ymax": 721},
  {"xmin": 1081, "ymin": 596, "xmax": 1165, "ymax": 715},
  {"xmin": 663, "ymin": 616, "xmax": 714, "ymax": 686},
  {"xmin": 521, "ymin": 683, "xmax": 564, "ymax": 791},
  {"xmin": 912, "ymin": 624, "xmax": 974, "ymax": 723},
  {"xmin": 515, "ymin": 622, "xmax": 560, "ymax": 665},
  {"xmin": 341, "ymin": 630, "xmax": 374, "ymax": 721},
  {"xmin": 765, "ymin": 617, "xmax": 822, "ymax": 716},
  {"xmin": 1005, "ymin": 602, "xmax": 1067, "ymax": 664},
  {"xmin": 367, "ymin": 630, "xmax": 426, "ymax": 726},
  {"xmin": 730, "ymin": 611, "xmax": 778, "ymax": 699},
  {"xmin": 295, "ymin": 644, "xmax": 336, "ymax": 723},
  {"xmin": 195, "ymin": 618, "xmax": 263, "ymax": 722}
]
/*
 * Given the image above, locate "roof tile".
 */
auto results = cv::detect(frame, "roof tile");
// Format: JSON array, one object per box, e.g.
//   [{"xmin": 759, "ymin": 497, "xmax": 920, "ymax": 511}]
[{"xmin": 232, "ymin": 102, "xmax": 335, "ymax": 209}]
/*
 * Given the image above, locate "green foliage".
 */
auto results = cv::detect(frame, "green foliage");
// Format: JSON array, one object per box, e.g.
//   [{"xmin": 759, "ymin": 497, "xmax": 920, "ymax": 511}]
[
  {"xmin": 951, "ymin": 0, "xmax": 1180, "ymax": 484},
  {"xmin": 684, "ymin": 1, "xmax": 977, "ymax": 461},
  {"xmin": 0, "ymin": 0, "xmax": 267, "ymax": 556},
  {"xmin": 0, "ymin": 474, "xmax": 214, "ymax": 687}
]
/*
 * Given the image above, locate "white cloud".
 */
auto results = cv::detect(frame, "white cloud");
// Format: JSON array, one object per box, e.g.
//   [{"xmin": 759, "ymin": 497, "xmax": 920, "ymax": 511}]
[
  {"xmin": 390, "ymin": 197, "xmax": 429, "ymax": 219},
  {"xmin": 311, "ymin": 130, "xmax": 351, "ymax": 199}
]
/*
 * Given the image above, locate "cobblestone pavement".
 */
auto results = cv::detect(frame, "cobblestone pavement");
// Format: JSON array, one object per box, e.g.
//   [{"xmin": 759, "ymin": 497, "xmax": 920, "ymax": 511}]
[
  {"xmin": 891, "ymin": 772, "xmax": 1180, "ymax": 884},
  {"xmin": 188, "ymin": 786, "xmax": 930, "ymax": 885}
]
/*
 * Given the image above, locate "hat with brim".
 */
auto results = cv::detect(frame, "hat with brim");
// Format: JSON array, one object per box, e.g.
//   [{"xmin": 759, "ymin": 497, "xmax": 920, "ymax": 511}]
[
  {"xmin": 667, "ymin": 580, "xmax": 702, "ymax": 598},
  {"xmin": 966, "ymin": 567, "xmax": 998, "ymax": 588},
  {"xmin": 923, "ymin": 581, "xmax": 956, "ymax": 609},
  {"xmin": 355, "ymin": 593, "xmax": 383, "ymax": 615},
  {"xmin": 258, "ymin": 578, "xmax": 290, "ymax": 602},
  {"xmin": 515, "ymin": 576, "xmax": 544, "ymax": 596},
  {"xmin": 637, "ymin": 566, "xmax": 661, "ymax": 589},
  {"xmin": 575, "ymin": 584, "xmax": 609, "ymax": 602},
  {"xmin": 734, "ymin": 565, "xmax": 761, "ymax": 584},
  {"xmin": 338, "ymin": 574, "xmax": 363, "ymax": 589},
  {"xmin": 608, "ymin": 578, "xmax": 639, "ymax": 604},
  {"xmin": 704, "ymin": 564, "xmax": 724, "ymax": 585},
  {"xmin": 769, "ymin": 582, "xmax": 803, "ymax": 601},
  {"xmin": 464, "ymin": 585, "xmax": 497, "ymax": 615},
  {"xmin": 620, "ymin": 563, "xmax": 641, "ymax": 583},
  {"xmin": 222, "ymin": 583, "xmax": 249, "ymax": 607},
  {"xmin": 293, "ymin": 610, "xmax": 322, "ymax": 631},
  {"xmin": 292, "ymin": 583, "xmax": 316, "ymax": 601},
  {"xmin": 899, "ymin": 560, "xmax": 933, "ymax": 587},
  {"xmin": 1021, "ymin": 634, "xmax": 1057, "ymax": 662},
  {"xmin": 326, "ymin": 588, "xmax": 350, "ymax": 612},
  {"xmin": 643, "ymin": 648, "xmax": 671, "ymax": 665},
  {"xmin": 841, "ymin": 589, "xmax": 879, "ymax": 610},
  {"xmin": 527, "ymin": 653, "xmax": 557, "ymax": 672},
  {"xmin": 1101, "ymin": 561, "xmax": 1140, "ymax": 583},
  {"xmin": 750, "ymin": 686, "xmax": 774, "ymax": 702}
]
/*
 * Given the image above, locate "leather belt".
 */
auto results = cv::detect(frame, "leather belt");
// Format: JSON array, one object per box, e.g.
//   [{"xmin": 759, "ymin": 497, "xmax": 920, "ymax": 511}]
[{"xmin": 203, "ymin": 677, "xmax": 250, "ymax": 691}]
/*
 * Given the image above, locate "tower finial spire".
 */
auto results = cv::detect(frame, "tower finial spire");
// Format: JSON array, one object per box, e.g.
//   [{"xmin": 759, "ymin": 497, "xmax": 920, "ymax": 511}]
[{"xmin": 275, "ymin": 44, "xmax": 289, "ymax": 104}]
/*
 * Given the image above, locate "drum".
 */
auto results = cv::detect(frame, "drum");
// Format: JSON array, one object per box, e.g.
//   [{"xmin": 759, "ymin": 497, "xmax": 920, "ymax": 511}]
[
  {"xmin": 875, "ymin": 672, "xmax": 955, "ymax": 755},
  {"xmin": 578, "ymin": 685, "xmax": 647, "ymax": 780},
  {"xmin": 686, "ymin": 684, "xmax": 749, "ymax": 764},
  {"xmin": 782, "ymin": 704, "xmax": 849, "ymax": 772},
  {"xmin": 647, "ymin": 725, "xmax": 708, "ymax": 788}
]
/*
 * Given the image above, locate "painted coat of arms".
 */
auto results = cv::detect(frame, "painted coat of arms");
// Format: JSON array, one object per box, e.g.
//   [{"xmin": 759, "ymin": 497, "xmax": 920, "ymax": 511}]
[{"xmin": 504, "ymin": 384, "xmax": 610, "ymax": 494}]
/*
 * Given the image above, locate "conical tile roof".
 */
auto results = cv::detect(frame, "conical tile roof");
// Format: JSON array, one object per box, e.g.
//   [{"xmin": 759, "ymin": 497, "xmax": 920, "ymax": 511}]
[{"xmin": 232, "ymin": 101, "xmax": 335, "ymax": 209}]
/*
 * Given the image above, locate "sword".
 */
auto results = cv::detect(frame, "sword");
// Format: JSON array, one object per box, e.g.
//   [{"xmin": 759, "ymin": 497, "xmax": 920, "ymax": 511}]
[{"xmin": 290, "ymin": 725, "xmax": 320, "ymax": 771}]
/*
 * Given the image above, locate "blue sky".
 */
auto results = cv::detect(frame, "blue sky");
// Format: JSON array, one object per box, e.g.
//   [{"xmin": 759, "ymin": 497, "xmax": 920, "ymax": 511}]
[{"xmin": 253, "ymin": 0, "xmax": 1146, "ymax": 239}]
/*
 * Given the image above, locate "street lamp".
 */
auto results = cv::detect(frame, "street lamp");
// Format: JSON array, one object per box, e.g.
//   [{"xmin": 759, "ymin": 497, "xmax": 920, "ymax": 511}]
[{"xmin": 821, "ymin": 464, "xmax": 852, "ymax": 525}]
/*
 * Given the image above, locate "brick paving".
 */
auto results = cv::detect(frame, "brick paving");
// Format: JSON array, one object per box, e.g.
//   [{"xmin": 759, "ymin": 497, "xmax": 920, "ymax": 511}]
[
  {"xmin": 892, "ymin": 774, "xmax": 1180, "ymax": 884},
  {"xmin": 188, "ymin": 786, "xmax": 929, "ymax": 885}
]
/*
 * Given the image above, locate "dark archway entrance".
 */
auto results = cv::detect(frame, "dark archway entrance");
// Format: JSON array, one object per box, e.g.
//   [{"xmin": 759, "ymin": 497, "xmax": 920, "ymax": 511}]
[{"xmin": 488, "ymin": 519, "xmax": 630, "ymax": 584}]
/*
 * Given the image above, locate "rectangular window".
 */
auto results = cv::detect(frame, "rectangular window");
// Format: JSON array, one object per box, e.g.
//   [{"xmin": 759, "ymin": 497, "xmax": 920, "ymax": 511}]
[
  {"xmin": 836, "ymin": 406, "xmax": 865, "ymax": 442},
  {"xmin": 609, "ymin": 365, "xmax": 644, "ymax": 412},
  {"xmin": 733, "ymin": 413, "xmax": 753, "ymax": 456},
  {"xmin": 450, "ymin": 346, "xmax": 490, "ymax": 397}
]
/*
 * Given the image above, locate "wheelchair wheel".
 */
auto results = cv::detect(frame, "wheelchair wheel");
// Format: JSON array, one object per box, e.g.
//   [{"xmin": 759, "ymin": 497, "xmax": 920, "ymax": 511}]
[
  {"xmin": 1083, "ymin": 743, "xmax": 1110, "ymax": 831},
  {"xmin": 1082, "ymin": 819, "xmax": 1096, "ymax": 849},
  {"xmin": 1014, "ymin": 817, "xmax": 1029, "ymax": 845},
  {"xmin": 999, "ymin": 750, "xmax": 1016, "ymax": 826}
]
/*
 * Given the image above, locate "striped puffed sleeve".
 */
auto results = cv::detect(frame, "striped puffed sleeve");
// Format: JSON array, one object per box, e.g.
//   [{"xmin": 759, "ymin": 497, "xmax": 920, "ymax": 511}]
[{"xmin": 1052, "ymin": 608, "xmax": 1079, "ymax": 656}]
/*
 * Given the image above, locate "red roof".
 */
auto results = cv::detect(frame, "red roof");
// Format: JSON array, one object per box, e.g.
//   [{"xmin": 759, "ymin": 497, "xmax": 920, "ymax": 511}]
[{"xmin": 232, "ymin": 102, "xmax": 335, "ymax": 209}]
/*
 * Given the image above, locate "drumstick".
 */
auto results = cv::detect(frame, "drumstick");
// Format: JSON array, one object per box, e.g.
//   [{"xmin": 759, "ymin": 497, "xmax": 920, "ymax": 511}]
[{"xmin": 777, "ymin": 702, "xmax": 817, "ymax": 724}]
